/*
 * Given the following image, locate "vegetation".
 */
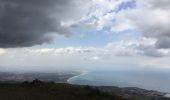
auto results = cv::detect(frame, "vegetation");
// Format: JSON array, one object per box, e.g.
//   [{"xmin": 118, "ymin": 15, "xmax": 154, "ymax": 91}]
[{"xmin": 0, "ymin": 80, "xmax": 124, "ymax": 100}]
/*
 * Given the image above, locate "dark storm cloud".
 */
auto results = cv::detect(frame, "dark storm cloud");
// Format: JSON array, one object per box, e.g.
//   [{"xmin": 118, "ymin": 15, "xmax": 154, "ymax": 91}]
[{"xmin": 0, "ymin": 0, "xmax": 79, "ymax": 47}]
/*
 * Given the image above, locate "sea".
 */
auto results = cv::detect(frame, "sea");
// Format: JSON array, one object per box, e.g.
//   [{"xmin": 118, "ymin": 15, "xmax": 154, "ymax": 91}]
[{"xmin": 68, "ymin": 69, "xmax": 170, "ymax": 93}]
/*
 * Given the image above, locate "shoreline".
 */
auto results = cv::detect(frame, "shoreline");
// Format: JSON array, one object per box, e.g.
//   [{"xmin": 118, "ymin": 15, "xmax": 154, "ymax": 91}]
[
  {"xmin": 66, "ymin": 71, "xmax": 170, "ymax": 98},
  {"xmin": 67, "ymin": 71, "xmax": 88, "ymax": 84}
]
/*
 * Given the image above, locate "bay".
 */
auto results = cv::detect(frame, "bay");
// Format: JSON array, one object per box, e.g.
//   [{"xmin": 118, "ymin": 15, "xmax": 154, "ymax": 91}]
[{"xmin": 68, "ymin": 69, "xmax": 170, "ymax": 93}]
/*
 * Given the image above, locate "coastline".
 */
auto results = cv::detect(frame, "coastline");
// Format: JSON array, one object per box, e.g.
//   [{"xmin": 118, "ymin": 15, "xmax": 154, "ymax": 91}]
[
  {"xmin": 67, "ymin": 71, "xmax": 88, "ymax": 84},
  {"xmin": 66, "ymin": 71, "xmax": 169, "ymax": 98}
]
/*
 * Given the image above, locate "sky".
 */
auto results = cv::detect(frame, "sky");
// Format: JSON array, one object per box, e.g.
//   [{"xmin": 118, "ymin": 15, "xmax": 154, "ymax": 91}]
[{"xmin": 0, "ymin": 0, "xmax": 170, "ymax": 72}]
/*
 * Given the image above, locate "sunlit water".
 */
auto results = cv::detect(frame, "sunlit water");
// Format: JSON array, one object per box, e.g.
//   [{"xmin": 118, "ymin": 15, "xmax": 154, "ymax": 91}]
[{"xmin": 68, "ymin": 69, "xmax": 170, "ymax": 93}]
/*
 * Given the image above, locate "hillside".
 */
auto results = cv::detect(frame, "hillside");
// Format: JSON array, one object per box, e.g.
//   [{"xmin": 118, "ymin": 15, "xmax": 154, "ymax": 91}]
[
  {"xmin": 0, "ymin": 80, "xmax": 169, "ymax": 100},
  {"xmin": 0, "ymin": 80, "xmax": 123, "ymax": 100}
]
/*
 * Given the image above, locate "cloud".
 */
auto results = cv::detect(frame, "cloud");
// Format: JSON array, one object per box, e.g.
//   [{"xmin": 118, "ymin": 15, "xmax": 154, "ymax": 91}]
[
  {"xmin": 1, "ymin": 0, "xmax": 170, "ymax": 58},
  {"xmin": 0, "ymin": 48, "xmax": 6, "ymax": 54},
  {"xmin": 0, "ymin": 47, "xmax": 105, "ymax": 71},
  {"xmin": 1, "ymin": 46, "xmax": 170, "ymax": 70},
  {"xmin": 82, "ymin": 0, "xmax": 170, "ymax": 50},
  {"xmin": 114, "ymin": 0, "xmax": 170, "ymax": 49},
  {"xmin": 0, "ymin": 0, "xmax": 90, "ymax": 48},
  {"xmin": 95, "ymin": 0, "xmax": 170, "ymax": 56},
  {"xmin": 106, "ymin": 37, "xmax": 170, "ymax": 57},
  {"xmin": 76, "ymin": 0, "xmax": 134, "ymax": 31}
]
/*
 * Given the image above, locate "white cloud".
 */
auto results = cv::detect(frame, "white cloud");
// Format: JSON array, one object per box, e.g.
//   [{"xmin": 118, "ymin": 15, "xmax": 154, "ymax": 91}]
[
  {"xmin": 113, "ymin": 0, "xmax": 170, "ymax": 48},
  {"xmin": 0, "ymin": 48, "xmax": 6, "ymax": 54},
  {"xmin": 89, "ymin": 56, "xmax": 101, "ymax": 61},
  {"xmin": 75, "ymin": 0, "xmax": 133, "ymax": 31},
  {"xmin": 76, "ymin": 0, "xmax": 170, "ymax": 50},
  {"xmin": 106, "ymin": 37, "xmax": 170, "ymax": 57},
  {"xmin": 110, "ymin": 9, "xmax": 135, "ymax": 33},
  {"xmin": 1, "ymin": 44, "xmax": 170, "ymax": 71}
]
